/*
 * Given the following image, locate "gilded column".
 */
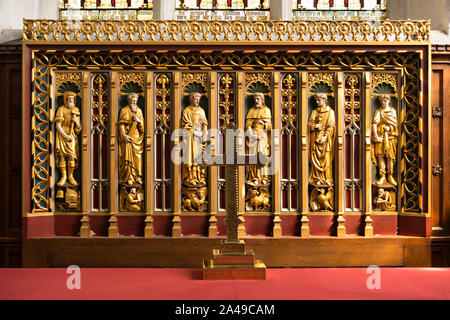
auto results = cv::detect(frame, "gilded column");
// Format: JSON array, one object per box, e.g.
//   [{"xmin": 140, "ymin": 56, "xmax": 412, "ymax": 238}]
[
  {"xmin": 172, "ymin": 72, "xmax": 182, "ymax": 237},
  {"xmin": 364, "ymin": 72, "xmax": 373, "ymax": 236},
  {"xmin": 108, "ymin": 72, "xmax": 118, "ymax": 237},
  {"xmin": 237, "ymin": 72, "xmax": 246, "ymax": 238},
  {"xmin": 272, "ymin": 72, "xmax": 282, "ymax": 237},
  {"xmin": 80, "ymin": 72, "xmax": 90, "ymax": 237},
  {"xmin": 208, "ymin": 72, "xmax": 218, "ymax": 238},
  {"xmin": 300, "ymin": 73, "xmax": 310, "ymax": 237},
  {"xmin": 145, "ymin": 72, "xmax": 154, "ymax": 238},
  {"xmin": 336, "ymin": 73, "xmax": 346, "ymax": 237}
]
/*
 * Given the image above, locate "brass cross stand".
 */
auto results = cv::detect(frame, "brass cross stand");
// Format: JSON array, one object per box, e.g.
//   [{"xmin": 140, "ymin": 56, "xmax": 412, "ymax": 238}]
[{"xmin": 203, "ymin": 123, "xmax": 266, "ymax": 280}]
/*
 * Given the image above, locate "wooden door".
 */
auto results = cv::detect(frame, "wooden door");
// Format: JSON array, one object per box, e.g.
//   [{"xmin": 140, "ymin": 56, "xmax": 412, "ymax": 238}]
[
  {"xmin": 431, "ymin": 48, "xmax": 450, "ymax": 266},
  {"xmin": 0, "ymin": 45, "xmax": 22, "ymax": 267}
]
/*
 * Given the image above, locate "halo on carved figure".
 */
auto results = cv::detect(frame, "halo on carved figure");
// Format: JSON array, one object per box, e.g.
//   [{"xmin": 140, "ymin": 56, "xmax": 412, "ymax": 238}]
[
  {"xmin": 308, "ymin": 82, "xmax": 334, "ymax": 109},
  {"xmin": 246, "ymin": 82, "xmax": 271, "ymax": 110},
  {"xmin": 372, "ymin": 83, "xmax": 397, "ymax": 112},
  {"xmin": 373, "ymin": 82, "xmax": 396, "ymax": 95},
  {"xmin": 182, "ymin": 82, "xmax": 208, "ymax": 110},
  {"xmin": 56, "ymin": 82, "xmax": 81, "ymax": 109},
  {"xmin": 119, "ymin": 81, "xmax": 144, "ymax": 109}
]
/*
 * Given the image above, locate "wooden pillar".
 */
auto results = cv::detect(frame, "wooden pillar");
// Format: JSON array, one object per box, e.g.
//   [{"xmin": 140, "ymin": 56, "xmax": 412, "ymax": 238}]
[
  {"xmin": 300, "ymin": 72, "xmax": 310, "ymax": 237},
  {"xmin": 237, "ymin": 72, "xmax": 246, "ymax": 238},
  {"xmin": 172, "ymin": 72, "xmax": 182, "ymax": 237},
  {"xmin": 108, "ymin": 72, "xmax": 118, "ymax": 237},
  {"xmin": 270, "ymin": 0, "xmax": 293, "ymax": 20},
  {"xmin": 152, "ymin": 0, "xmax": 176, "ymax": 20},
  {"xmin": 272, "ymin": 72, "xmax": 282, "ymax": 237},
  {"xmin": 364, "ymin": 72, "xmax": 374, "ymax": 237},
  {"xmin": 80, "ymin": 71, "xmax": 90, "ymax": 237},
  {"xmin": 208, "ymin": 72, "xmax": 218, "ymax": 238},
  {"xmin": 336, "ymin": 72, "xmax": 346, "ymax": 237},
  {"xmin": 144, "ymin": 71, "xmax": 154, "ymax": 238}
]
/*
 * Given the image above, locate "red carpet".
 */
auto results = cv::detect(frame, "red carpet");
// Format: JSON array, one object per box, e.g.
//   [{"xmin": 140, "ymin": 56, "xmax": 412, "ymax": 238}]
[{"xmin": 0, "ymin": 268, "xmax": 449, "ymax": 300}]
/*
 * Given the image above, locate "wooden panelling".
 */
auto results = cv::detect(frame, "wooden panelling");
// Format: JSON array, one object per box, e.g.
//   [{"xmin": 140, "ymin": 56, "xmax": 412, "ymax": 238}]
[
  {"xmin": 0, "ymin": 238, "xmax": 21, "ymax": 267},
  {"xmin": 0, "ymin": 45, "xmax": 22, "ymax": 267},
  {"xmin": 431, "ymin": 51, "xmax": 450, "ymax": 266},
  {"xmin": 22, "ymin": 237, "xmax": 430, "ymax": 268},
  {"xmin": 431, "ymin": 237, "xmax": 450, "ymax": 267}
]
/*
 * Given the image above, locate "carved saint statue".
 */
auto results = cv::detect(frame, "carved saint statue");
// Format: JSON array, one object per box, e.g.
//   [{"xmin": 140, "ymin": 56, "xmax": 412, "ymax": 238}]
[
  {"xmin": 245, "ymin": 92, "xmax": 272, "ymax": 186},
  {"xmin": 84, "ymin": 0, "xmax": 97, "ymax": 8},
  {"xmin": 99, "ymin": 0, "xmax": 113, "ymax": 8},
  {"xmin": 372, "ymin": 94, "xmax": 398, "ymax": 186},
  {"xmin": 121, "ymin": 187, "xmax": 144, "ymax": 211},
  {"xmin": 308, "ymin": 92, "xmax": 336, "ymax": 185},
  {"xmin": 374, "ymin": 188, "xmax": 393, "ymax": 211},
  {"xmin": 118, "ymin": 93, "xmax": 144, "ymax": 186},
  {"xmin": 55, "ymin": 91, "xmax": 81, "ymax": 187},
  {"xmin": 310, "ymin": 187, "xmax": 334, "ymax": 211},
  {"xmin": 181, "ymin": 92, "xmax": 208, "ymax": 187}
]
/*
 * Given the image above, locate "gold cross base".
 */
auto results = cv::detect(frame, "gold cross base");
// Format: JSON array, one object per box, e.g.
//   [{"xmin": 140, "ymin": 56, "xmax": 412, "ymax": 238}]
[{"xmin": 202, "ymin": 241, "xmax": 266, "ymax": 280}]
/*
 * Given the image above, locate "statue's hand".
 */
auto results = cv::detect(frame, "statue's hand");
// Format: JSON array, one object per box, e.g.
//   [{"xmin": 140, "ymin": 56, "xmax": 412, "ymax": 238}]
[
  {"xmin": 314, "ymin": 123, "xmax": 323, "ymax": 130},
  {"xmin": 123, "ymin": 134, "xmax": 132, "ymax": 143},
  {"xmin": 193, "ymin": 130, "xmax": 203, "ymax": 138},
  {"xmin": 64, "ymin": 134, "xmax": 73, "ymax": 142},
  {"xmin": 319, "ymin": 136, "xmax": 327, "ymax": 144},
  {"xmin": 72, "ymin": 115, "xmax": 80, "ymax": 127},
  {"xmin": 133, "ymin": 115, "xmax": 141, "ymax": 124},
  {"xmin": 373, "ymin": 135, "xmax": 382, "ymax": 142},
  {"xmin": 383, "ymin": 126, "xmax": 390, "ymax": 132}
]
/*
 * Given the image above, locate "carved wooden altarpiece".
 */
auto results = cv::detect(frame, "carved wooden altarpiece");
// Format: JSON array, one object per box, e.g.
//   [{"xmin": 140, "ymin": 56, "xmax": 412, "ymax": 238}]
[{"xmin": 21, "ymin": 19, "xmax": 432, "ymax": 268}]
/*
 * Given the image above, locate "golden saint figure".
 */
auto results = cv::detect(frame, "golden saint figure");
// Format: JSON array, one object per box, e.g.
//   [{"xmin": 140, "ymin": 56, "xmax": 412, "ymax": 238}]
[
  {"xmin": 245, "ymin": 92, "xmax": 272, "ymax": 186},
  {"xmin": 124, "ymin": 187, "xmax": 144, "ymax": 211},
  {"xmin": 181, "ymin": 92, "xmax": 208, "ymax": 186},
  {"xmin": 55, "ymin": 91, "xmax": 81, "ymax": 187},
  {"xmin": 308, "ymin": 92, "xmax": 336, "ymax": 185},
  {"xmin": 373, "ymin": 188, "xmax": 393, "ymax": 211},
  {"xmin": 372, "ymin": 94, "xmax": 398, "ymax": 186},
  {"xmin": 118, "ymin": 93, "xmax": 144, "ymax": 186}
]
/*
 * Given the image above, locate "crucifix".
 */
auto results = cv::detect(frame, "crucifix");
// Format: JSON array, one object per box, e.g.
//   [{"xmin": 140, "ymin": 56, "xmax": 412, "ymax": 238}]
[{"xmin": 202, "ymin": 122, "xmax": 267, "ymax": 280}]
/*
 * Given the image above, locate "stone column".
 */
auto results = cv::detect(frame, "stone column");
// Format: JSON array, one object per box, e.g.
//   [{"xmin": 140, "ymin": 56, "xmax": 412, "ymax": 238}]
[
  {"xmin": 152, "ymin": 0, "xmax": 177, "ymax": 20},
  {"xmin": 270, "ymin": 0, "xmax": 293, "ymax": 20},
  {"xmin": 0, "ymin": 0, "xmax": 58, "ymax": 43},
  {"xmin": 387, "ymin": 0, "xmax": 449, "ymax": 34}
]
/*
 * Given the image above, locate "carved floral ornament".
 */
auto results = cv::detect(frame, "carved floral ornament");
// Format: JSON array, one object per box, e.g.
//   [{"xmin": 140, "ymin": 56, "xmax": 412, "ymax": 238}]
[{"xmin": 23, "ymin": 20, "xmax": 430, "ymax": 43}]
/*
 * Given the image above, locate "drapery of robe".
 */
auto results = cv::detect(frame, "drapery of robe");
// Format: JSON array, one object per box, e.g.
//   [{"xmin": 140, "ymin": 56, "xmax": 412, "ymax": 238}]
[
  {"xmin": 245, "ymin": 105, "xmax": 272, "ymax": 184},
  {"xmin": 181, "ymin": 105, "xmax": 208, "ymax": 185},
  {"xmin": 308, "ymin": 105, "xmax": 336, "ymax": 185},
  {"xmin": 371, "ymin": 106, "xmax": 397, "ymax": 165},
  {"xmin": 55, "ymin": 105, "xmax": 81, "ymax": 167},
  {"xmin": 118, "ymin": 105, "xmax": 144, "ymax": 185}
]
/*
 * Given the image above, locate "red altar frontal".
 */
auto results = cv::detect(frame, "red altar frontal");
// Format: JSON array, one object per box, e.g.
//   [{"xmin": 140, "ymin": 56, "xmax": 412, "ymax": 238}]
[{"xmin": 21, "ymin": 19, "xmax": 432, "ymax": 267}]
